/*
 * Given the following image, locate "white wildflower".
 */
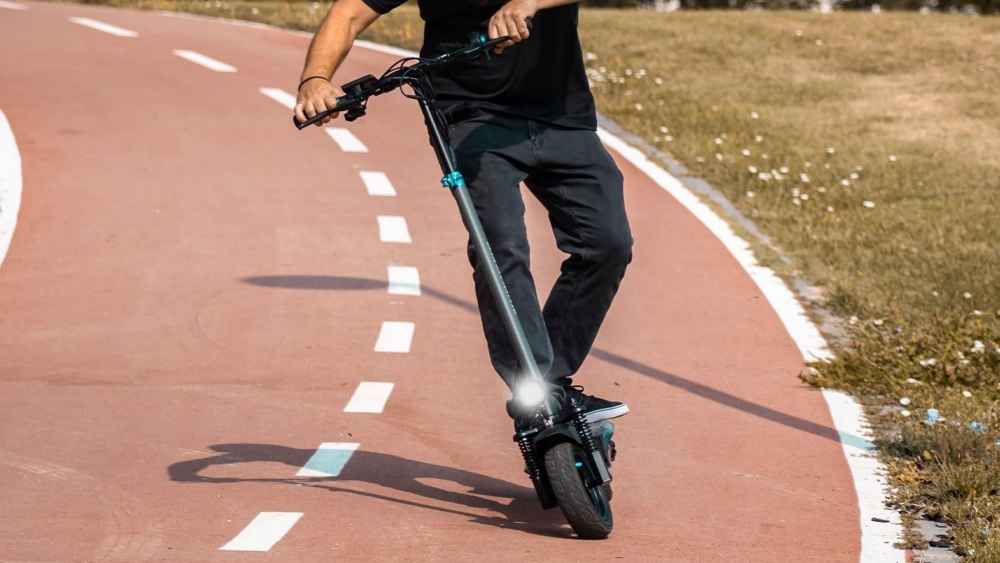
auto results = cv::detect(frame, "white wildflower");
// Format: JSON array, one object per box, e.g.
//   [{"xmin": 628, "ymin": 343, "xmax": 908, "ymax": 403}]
[
  {"xmin": 748, "ymin": 165, "xmax": 758, "ymax": 174},
  {"xmin": 850, "ymin": 172, "xmax": 860, "ymax": 180},
  {"xmin": 826, "ymin": 147, "xmax": 836, "ymax": 154},
  {"xmin": 742, "ymin": 149, "xmax": 752, "ymax": 157},
  {"xmin": 747, "ymin": 191, "xmax": 756, "ymax": 198},
  {"xmin": 972, "ymin": 340, "xmax": 986, "ymax": 353},
  {"xmin": 758, "ymin": 172, "xmax": 773, "ymax": 181},
  {"xmin": 863, "ymin": 201, "xmax": 875, "ymax": 208},
  {"xmin": 804, "ymin": 161, "xmax": 811, "ymax": 167},
  {"xmin": 795, "ymin": 29, "xmax": 803, "ymax": 36},
  {"xmin": 585, "ymin": 52, "xmax": 598, "ymax": 61},
  {"xmin": 874, "ymin": 319, "xmax": 884, "ymax": 325},
  {"xmin": 849, "ymin": 315, "xmax": 859, "ymax": 324},
  {"xmin": 635, "ymin": 103, "xmax": 643, "ymax": 110},
  {"xmin": 791, "ymin": 187, "xmax": 801, "ymax": 197},
  {"xmin": 815, "ymin": 39, "xmax": 824, "ymax": 46},
  {"xmin": 800, "ymin": 173, "xmax": 810, "ymax": 183},
  {"xmin": 755, "ymin": 135, "xmax": 764, "ymax": 143},
  {"xmin": 900, "ymin": 397, "xmax": 911, "ymax": 406},
  {"xmin": 919, "ymin": 358, "xmax": 937, "ymax": 366},
  {"xmin": 696, "ymin": 156, "xmax": 705, "ymax": 163},
  {"xmin": 716, "ymin": 153, "xmax": 724, "ymax": 161},
  {"xmin": 659, "ymin": 126, "xmax": 669, "ymax": 133},
  {"xmin": 963, "ymin": 390, "xmax": 973, "ymax": 398},
  {"xmin": 901, "ymin": 410, "xmax": 911, "ymax": 417},
  {"xmin": 800, "ymin": 194, "xmax": 809, "ymax": 200},
  {"xmin": 826, "ymin": 206, "xmax": 834, "ymax": 212},
  {"xmin": 779, "ymin": 166, "xmax": 790, "ymax": 174},
  {"xmin": 715, "ymin": 138, "xmax": 723, "ymax": 145},
  {"xmin": 665, "ymin": 136, "xmax": 673, "ymax": 141},
  {"xmin": 974, "ymin": 310, "xmax": 983, "ymax": 316},
  {"xmin": 889, "ymin": 155, "xmax": 897, "ymax": 162},
  {"xmin": 964, "ymin": 292, "xmax": 972, "ymax": 299},
  {"xmin": 750, "ymin": 111, "xmax": 760, "ymax": 119},
  {"xmin": 654, "ymin": 77, "xmax": 663, "ymax": 85},
  {"xmin": 817, "ymin": 187, "xmax": 827, "ymax": 193}
]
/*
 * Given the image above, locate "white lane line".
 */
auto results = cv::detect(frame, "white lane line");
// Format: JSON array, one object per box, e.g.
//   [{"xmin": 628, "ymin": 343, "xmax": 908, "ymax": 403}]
[
  {"xmin": 219, "ymin": 512, "xmax": 302, "ymax": 551},
  {"xmin": 597, "ymin": 128, "xmax": 905, "ymax": 563},
  {"xmin": 259, "ymin": 87, "xmax": 296, "ymax": 110},
  {"xmin": 343, "ymin": 382, "xmax": 394, "ymax": 413},
  {"xmin": 377, "ymin": 215, "xmax": 411, "ymax": 244},
  {"xmin": 296, "ymin": 443, "xmax": 360, "ymax": 477},
  {"xmin": 0, "ymin": 1, "xmax": 28, "ymax": 10},
  {"xmin": 360, "ymin": 171, "xmax": 396, "ymax": 197},
  {"xmin": 387, "ymin": 266, "xmax": 420, "ymax": 296},
  {"xmin": 325, "ymin": 128, "xmax": 368, "ymax": 153},
  {"xmin": 0, "ymin": 109, "xmax": 22, "ymax": 271},
  {"xmin": 172, "ymin": 50, "xmax": 237, "ymax": 73},
  {"xmin": 69, "ymin": 17, "xmax": 138, "ymax": 37},
  {"xmin": 374, "ymin": 321, "xmax": 414, "ymax": 353}
]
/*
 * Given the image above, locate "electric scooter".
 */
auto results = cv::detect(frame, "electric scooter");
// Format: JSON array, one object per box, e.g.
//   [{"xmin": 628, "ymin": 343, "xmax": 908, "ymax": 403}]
[{"xmin": 295, "ymin": 28, "xmax": 617, "ymax": 539}]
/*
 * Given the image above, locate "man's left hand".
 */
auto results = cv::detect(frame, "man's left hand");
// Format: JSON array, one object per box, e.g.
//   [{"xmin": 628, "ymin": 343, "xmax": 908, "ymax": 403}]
[{"xmin": 488, "ymin": 0, "xmax": 537, "ymax": 55}]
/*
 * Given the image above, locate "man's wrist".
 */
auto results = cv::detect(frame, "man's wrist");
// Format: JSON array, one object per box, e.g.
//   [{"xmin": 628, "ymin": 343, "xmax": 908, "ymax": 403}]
[{"xmin": 298, "ymin": 75, "xmax": 330, "ymax": 91}]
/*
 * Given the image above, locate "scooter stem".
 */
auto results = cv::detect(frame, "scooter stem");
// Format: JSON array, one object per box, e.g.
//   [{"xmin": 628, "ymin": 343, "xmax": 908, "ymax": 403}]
[{"xmin": 418, "ymin": 99, "xmax": 558, "ymax": 417}]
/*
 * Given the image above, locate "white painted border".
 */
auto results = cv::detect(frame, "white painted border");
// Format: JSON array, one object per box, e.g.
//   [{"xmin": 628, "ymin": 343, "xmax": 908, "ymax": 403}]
[
  {"xmin": 145, "ymin": 10, "xmax": 903, "ymax": 560},
  {"xmin": 596, "ymin": 129, "xmax": 904, "ymax": 563},
  {"xmin": 0, "ymin": 108, "xmax": 23, "ymax": 271},
  {"xmin": 219, "ymin": 511, "xmax": 303, "ymax": 551}
]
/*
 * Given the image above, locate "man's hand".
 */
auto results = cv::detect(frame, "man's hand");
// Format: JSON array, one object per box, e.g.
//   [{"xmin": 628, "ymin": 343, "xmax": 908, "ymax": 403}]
[
  {"xmin": 295, "ymin": 78, "xmax": 346, "ymax": 127},
  {"xmin": 488, "ymin": 0, "xmax": 538, "ymax": 55}
]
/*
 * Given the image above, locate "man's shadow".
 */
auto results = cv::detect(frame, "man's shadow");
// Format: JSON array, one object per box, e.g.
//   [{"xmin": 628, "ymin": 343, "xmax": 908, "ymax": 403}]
[{"xmin": 169, "ymin": 444, "xmax": 572, "ymax": 537}]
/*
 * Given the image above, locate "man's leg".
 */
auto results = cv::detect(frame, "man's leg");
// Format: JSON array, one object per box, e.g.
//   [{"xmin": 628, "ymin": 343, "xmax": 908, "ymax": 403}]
[
  {"xmin": 448, "ymin": 113, "xmax": 554, "ymax": 391},
  {"xmin": 523, "ymin": 121, "xmax": 633, "ymax": 390}
]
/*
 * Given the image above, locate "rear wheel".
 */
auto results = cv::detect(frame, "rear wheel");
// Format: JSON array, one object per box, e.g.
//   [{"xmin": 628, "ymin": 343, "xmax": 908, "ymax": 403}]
[{"xmin": 544, "ymin": 442, "xmax": 613, "ymax": 539}]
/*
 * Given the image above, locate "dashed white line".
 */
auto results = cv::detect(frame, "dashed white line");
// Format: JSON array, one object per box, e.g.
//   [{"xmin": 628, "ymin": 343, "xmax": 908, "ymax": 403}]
[
  {"xmin": 219, "ymin": 512, "xmax": 303, "ymax": 551},
  {"xmin": 172, "ymin": 50, "xmax": 237, "ymax": 73},
  {"xmin": 387, "ymin": 266, "xmax": 421, "ymax": 296},
  {"xmin": 69, "ymin": 17, "xmax": 138, "ymax": 37},
  {"xmin": 0, "ymin": 109, "xmax": 22, "ymax": 272},
  {"xmin": 374, "ymin": 321, "xmax": 414, "ymax": 353},
  {"xmin": 0, "ymin": 1, "xmax": 28, "ymax": 10},
  {"xmin": 360, "ymin": 171, "xmax": 396, "ymax": 196},
  {"xmin": 344, "ymin": 382, "xmax": 394, "ymax": 413},
  {"xmin": 295, "ymin": 443, "xmax": 360, "ymax": 477},
  {"xmin": 377, "ymin": 215, "xmax": 411, "ymax": 243},
  {"xmin": 259, "ymin": 87, "xmax": 296, "ymax": 110},
  {"xmin": 325, "ymin": 128, "xmax": 368, "ymax": 153}
]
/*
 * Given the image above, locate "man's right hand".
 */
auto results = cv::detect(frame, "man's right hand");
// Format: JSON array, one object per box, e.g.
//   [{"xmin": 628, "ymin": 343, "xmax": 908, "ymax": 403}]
[{"xmin": 295, "ymin": 78, "xmax": 346, "ymax": 127}]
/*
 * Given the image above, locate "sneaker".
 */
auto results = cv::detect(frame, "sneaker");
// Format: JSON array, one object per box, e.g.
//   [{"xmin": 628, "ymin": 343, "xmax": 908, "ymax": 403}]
[{"xmin": 563, "ymin": 385, "xmax": 629, "ymax": 423}]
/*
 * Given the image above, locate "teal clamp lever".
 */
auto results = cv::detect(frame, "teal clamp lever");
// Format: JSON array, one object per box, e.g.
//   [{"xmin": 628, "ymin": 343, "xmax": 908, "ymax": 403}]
[{"xmin": 441, "ymin": 171, "xmax": 466, "ymax": 190}]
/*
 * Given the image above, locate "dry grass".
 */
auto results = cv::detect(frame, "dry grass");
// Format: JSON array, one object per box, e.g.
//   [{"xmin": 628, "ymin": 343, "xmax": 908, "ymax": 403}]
[{"xmin": 47, "ymin": 1, "xmax": 1000, "ymax": 559}]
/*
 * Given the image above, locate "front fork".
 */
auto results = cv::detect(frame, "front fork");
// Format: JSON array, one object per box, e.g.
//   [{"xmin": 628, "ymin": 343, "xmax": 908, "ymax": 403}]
[{"xmin": 417, "ymin": 99, "xmax": 559, "ymax": 419}]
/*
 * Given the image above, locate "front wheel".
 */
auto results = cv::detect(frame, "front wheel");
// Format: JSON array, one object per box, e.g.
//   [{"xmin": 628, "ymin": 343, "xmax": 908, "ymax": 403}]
[{"xmin": 544, "ymin": 442, "xmax": 613, "ymax": 539}]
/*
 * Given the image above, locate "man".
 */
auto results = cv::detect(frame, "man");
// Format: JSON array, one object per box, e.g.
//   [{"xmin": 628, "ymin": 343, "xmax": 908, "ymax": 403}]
[{"xmin": 294, "ymin": 0, "xmax": 633, "ymax": 424}]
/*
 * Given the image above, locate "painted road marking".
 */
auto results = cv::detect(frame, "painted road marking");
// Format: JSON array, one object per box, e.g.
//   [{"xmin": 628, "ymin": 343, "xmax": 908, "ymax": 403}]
[
  {"xmin": 0, "ymin": 1, "xmax": 28, "ymax": 10},
  {"xmin": 219, "ymin": 512, "xmax": 302, "ymax": 551},
  {"xmin": 387, "ymin": 266, "xmax": 420, "ymax": 296},
  {"xmin": 296, "ymin": 443, "xmax": 360, "ymax": 477},
  {"xmin": 344, "ymin": 382, "xmax": 394, "ymax": 413},
  {"xmin": 325, "ymin": 128, "xmax": 368, "ymax": 153},
  {"xmin": 172, "ymin": 50, "xmax": 237, "ymax": 73},
  {"xmin": 597, "ymin": 127, "xmax": 906, "ymax": 563},
  {"xmin": 259, "ymin": 87, "xmax": 296, "ymax": 110},
  {"xmin": 374, "ymin": 321, "xmax": 414, "ymax": 353},
  {"xmin": 69, "ymin": 17, "xmax": 138, "ymax": 37},
  {"xmin": 0, "ymin": 109, "xmax": 22, "ymax": 272},
  {"xmin": 377, "ymin": 216, "xmax": 411, "ymax": 243},
  {"xmin": 360, "ymin": 171, "xmax": 396, "ymax": 197}
]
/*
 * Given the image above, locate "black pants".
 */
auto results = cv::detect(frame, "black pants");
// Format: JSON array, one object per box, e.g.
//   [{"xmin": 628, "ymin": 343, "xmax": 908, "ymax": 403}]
[{"xmin": 445, "ymin": 108, "xmax": 633, "ymax": 391}]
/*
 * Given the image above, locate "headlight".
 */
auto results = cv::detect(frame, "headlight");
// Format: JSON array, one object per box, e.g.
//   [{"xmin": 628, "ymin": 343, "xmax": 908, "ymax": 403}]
[{"xmin": 515, "ymin": 378, "xmax": 547, "ymax": 408}]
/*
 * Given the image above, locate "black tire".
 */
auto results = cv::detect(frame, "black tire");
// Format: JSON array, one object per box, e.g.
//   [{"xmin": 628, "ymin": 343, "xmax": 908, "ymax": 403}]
[{"xmin": 544, "ymin": 442, "xmax": 613, "ymax": 539}]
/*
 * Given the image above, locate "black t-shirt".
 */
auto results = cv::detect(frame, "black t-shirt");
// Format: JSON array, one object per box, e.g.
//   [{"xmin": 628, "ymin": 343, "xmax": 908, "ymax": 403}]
[{"xmin": 360, "ymin": 0, "xmax": 596, "ymax": 130}]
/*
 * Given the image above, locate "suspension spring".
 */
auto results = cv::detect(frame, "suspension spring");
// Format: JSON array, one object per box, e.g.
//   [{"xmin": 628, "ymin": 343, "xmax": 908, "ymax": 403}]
[
  {"xmin": 574, "ymin": 413, "xmax": 601, "ymax": 456},
  {"xmin": 518, "ymin": 437, "xmax": 541, "ymax": 478}
]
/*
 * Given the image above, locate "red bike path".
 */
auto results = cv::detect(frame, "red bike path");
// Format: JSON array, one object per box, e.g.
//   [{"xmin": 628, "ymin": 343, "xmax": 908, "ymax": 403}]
[{"xmin": 0, "ymin": 3, "xmax": 860, "ymax": 561}]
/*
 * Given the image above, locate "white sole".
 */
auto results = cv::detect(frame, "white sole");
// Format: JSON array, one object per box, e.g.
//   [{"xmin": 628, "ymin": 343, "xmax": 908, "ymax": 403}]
[{"xmin": 585, "ymin": 404, "xmax": 630, "ymax": 423}]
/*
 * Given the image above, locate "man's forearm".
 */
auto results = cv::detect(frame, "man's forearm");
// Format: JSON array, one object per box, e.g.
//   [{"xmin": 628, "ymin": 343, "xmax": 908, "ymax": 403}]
[{"xmin": 300, "ymin": 0, "xmax": 379, "ymax": 83}]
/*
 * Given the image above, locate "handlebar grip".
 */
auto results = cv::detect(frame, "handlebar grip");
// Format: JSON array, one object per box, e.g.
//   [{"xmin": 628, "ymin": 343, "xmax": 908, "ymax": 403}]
[{"xmin": 293, "ymin": 97, "xmax": 348, "ymax": 130}]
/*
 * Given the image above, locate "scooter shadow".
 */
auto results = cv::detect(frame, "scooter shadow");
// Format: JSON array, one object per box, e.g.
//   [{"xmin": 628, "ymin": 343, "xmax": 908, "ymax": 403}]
[{"xmin": 168, "ymin": 443, "xmax": 573, "ymax": 538}]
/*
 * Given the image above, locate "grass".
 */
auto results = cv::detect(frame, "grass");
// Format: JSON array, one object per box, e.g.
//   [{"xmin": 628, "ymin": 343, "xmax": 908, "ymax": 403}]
[{"xmin": 53, "ymin": 1, "xmax": 1000, "ymax": 559}]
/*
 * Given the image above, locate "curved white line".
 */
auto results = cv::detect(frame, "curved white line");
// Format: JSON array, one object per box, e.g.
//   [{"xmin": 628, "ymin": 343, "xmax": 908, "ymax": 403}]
[
  {"xmin": 596, "ymin": 130, "xmax": 905, "ymax": 563},
  {"xmin": 148, "ymin": 10, "xmax": 905, "ymax": 560},
  {"xmin": 0, "ymin": 108, "xmax": 23, "ymax": 271}
]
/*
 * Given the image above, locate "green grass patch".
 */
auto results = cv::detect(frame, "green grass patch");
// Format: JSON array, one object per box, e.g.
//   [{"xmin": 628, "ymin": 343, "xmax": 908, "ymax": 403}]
[{"xmin": 53, "ymin": 1, "xmax": 1000, "ymax": 558}]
